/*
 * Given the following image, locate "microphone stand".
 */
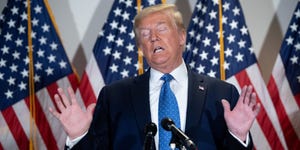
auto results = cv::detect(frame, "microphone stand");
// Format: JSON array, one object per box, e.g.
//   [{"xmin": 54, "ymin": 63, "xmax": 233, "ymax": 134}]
[
  {"xmin": 143, "ymin": 132, "xmax": 155, "ymax": 150},
  {"xmin": 161, "ymin": 118, "xmax": 197, "ymax": 150},
  {"xmin": 143, "ymin": 123, "xmax": 157, "ymax": 150},
  {"xmin": 169, "ymin": 132, "xmax": 197, "ymax": 150},
  {"xmin": 170, "ymin": 133, "xmax": 185, "ymax": 150}
]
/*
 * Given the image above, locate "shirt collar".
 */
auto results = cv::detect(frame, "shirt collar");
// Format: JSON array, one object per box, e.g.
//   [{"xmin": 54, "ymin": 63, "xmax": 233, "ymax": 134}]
[{"xmin": 149, "ymin": 60, "xmax": 188, "ymax": 84}]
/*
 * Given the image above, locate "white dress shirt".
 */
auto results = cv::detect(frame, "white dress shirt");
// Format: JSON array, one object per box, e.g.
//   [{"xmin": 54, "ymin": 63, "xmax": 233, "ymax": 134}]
[{"xmin": 149, "ymin": 61, "xmax": 188, "ymax": 149}]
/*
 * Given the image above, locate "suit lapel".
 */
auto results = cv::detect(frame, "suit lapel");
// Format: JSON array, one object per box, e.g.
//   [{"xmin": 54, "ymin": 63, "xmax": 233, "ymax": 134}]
[
  {"xmin": 130, "ymin": 71, "xmax": 152, "ymax": 140},
  {"xmin": 185, "ymin": 69, "xmax": 207, "ymax": 132},
  {"xmin": 129, "ymin": 68, "xmax": 207, "ymax": 141}
]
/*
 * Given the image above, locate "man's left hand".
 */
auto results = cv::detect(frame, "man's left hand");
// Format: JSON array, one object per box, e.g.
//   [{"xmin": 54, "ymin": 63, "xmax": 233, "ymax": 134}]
[{"xmin": 221, "ymin": 85, "xmax": 261, "ymax": 141}]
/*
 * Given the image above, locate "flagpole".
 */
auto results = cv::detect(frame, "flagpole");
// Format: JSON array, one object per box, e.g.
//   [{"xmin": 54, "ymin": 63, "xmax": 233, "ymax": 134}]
[
  {"xmin": 218, "ymin": 0, "xmax": 225, "ymax": 80},
  {"xmin": 27, "ymin": 0, "xmax": 36, "ymax": 149},
  {"xmin": 136, "ymin": 0, "xmax": 144, "ymax": 75}
]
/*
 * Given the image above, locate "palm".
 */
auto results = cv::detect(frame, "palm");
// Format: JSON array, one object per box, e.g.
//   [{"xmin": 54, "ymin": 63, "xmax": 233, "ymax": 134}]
[
  {"xmin": 49, "ymin": 87, "xmax": 96, "ymax": 139},
  {"xmin": 222, "ymin": 85, "xmax": 260, "ymax": 141}
]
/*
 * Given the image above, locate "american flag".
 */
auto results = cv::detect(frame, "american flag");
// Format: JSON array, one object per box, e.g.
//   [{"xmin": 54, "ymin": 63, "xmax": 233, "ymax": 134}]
[
  {"xmin": 267, "ymin": 1, "xmax": 300, "ymax": 149},
  {"xmin": 183, "ymin": 0, "xmax": 287, "ymax": 149},
  {"xmin": 78, "ymin": 0, "xmax": 162, "ymax": 107},
  {"xmin": 0, "ymin": 0, "xmax": 79, "ymax": 149}
]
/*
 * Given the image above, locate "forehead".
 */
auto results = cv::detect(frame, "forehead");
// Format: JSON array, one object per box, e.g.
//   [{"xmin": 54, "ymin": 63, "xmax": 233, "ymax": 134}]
[{"xmin": 138, "ymin": 12, "xmax": 173, "ymax": 28}]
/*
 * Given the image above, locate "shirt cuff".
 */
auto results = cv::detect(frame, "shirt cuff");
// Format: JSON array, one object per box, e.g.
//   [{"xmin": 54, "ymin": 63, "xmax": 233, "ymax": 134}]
[
  {"xmin": 65, "ymin": 132, "xmax": 88, "ymax": 149},
  {"xmin": 228, "ymin": 131, "xmax": 250, "ymax": 147}
]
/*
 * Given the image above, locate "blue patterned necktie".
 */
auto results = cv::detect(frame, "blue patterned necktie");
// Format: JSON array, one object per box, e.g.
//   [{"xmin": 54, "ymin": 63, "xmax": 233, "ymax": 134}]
[{"xmin": 159, "ymin": 74, "xmax": 181, "ymax": 150}]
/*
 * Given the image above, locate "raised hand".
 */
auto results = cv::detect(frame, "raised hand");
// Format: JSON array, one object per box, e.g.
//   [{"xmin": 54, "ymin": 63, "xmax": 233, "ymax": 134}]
[
  {"xmin": 221, "ymin": 85, "xmax": 261, "ymax": 141},
  {"xmin": 49, "ymin": 87, "xmax": 96, "ymax": 140}
]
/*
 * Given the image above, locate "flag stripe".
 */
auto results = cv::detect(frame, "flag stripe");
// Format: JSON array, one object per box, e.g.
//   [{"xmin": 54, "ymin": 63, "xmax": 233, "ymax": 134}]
[
  {"xmin": 269, "ymin": 56, "xmax": 300, "ymax": 149},
  {"xmin": 14, "ymin": 98, "xmax": 50, "ymax": 150},
  {"xmin": 79, "ymin": 72, "xmax": 98, "ymax": 107},
  {"xmin": 1, "ymin": 106, "xmax": 29, "ymax": 149},
  {"xmin": 251, "ymin": 120, "xmax": 271, "ymax": 150},
  {"xmin": 14, "ymin": 99, "xmax": 48, "ymax": 150},
  {"xmin": 25, "ymin": 96, "xmax": 58, "ymax": 150},
  {"xmin": 246, "ymin": 64, "xmax": 289, "ymax": 149},
  {"xmin": 235, "ymin": 69, "xmax": 285, "ymax": 149},
  {"xmin": 278, "ymin": 78, "xmax": 300, "ymax": 116},
  {"xmin": 269, "ymin": 76, "xmax": 300, "ymax": 149},
  {"xmin": 272, "ymin": 58, "xmax": 300, "ymax": 113},
  {"xmin": 68, "ymin": 74, "xmax": 79, "ymax": 91},
  {"xmin": 0, "ymin": 113, "xmax": 19, "ymax": 149},
  {"xmin": 78, "ymin": 54, "xmax": 104, "ymax": 108},
  {"xmin": 274, "ymin": 58, "xmax": 300, "ymax": 123},
  {"xmin": 46, "ymin": 79, "xmax": 60, "ymax": 112},
  {"xmin": 78, "ymin": 53, "xmax": 109, "ymax": 114},
  {"xmin": 86, "ymin": 55, "xmax": 105, "ymax": 96},
  {"xmin": 296, "ymin": 93, "xmax": 300, "ymax": 108}
]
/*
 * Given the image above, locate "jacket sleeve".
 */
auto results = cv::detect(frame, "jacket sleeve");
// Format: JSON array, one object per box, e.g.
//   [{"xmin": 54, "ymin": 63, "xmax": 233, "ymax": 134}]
[
  {"xmin": 71, "ymin": 86, "xmax": 111, "ymax": 150},
  {"xmin": 223, "ymin": 131, "xmax": 253, "ymax": 150}
]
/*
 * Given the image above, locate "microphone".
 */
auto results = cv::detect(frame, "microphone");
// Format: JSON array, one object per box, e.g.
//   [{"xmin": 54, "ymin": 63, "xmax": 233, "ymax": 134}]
[
  {"xmin": 143, "ymin": 122, "xmax": 157, "ymax": 150},
  {"xmin": 161, "ymin": 118, "xmax": 197, "ymax": 150}
]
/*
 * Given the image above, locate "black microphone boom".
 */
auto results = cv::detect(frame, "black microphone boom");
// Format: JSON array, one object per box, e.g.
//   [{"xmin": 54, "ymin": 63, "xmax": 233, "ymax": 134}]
[
  {"xmin": 161, "ymin": 117, "xmax": 197, "ymax": 150},
  {"xmin": 143, "ymin": 122, "xmax": 157, "ymax": 150}
]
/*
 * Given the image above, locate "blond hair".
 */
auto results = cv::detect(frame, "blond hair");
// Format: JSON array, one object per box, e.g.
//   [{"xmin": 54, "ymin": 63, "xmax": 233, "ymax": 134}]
[{"xmin": 133, "ymin": 4, "xmax": 185, "ymax": 45}]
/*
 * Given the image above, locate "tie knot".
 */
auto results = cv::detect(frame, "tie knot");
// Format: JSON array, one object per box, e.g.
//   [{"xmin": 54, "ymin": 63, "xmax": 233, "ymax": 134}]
[{"xmin": 161, "ymin": 74, "xmax": 173, "ymax": 82}]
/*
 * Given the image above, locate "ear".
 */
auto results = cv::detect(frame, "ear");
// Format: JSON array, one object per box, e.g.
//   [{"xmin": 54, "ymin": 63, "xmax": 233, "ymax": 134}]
[{"xmin": 179, "ymin": 29, "xmax": 186, "ymax": 46}]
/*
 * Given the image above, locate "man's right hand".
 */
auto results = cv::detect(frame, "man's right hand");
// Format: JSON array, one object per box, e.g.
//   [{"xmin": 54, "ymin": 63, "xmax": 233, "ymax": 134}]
[{"xmin": 49, "ymin": 87, "xmax": 96, "ymax": 140}]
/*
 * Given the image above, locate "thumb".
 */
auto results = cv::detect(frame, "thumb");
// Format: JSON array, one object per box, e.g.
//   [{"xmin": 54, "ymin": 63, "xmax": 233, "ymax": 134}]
[
  {"xmin": 221, "ymin": 99, "xmax": 230, "ymax": 112},
  {"xmin": 87, "ymin": 103, "xmax": 96, "ymax": 114}
]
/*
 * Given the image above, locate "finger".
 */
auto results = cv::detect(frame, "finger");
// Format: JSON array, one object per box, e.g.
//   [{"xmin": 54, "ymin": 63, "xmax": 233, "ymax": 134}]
[
  {"xmin": 248, "ymin": 93, "xmax": 257, "ymax": 108},
  {"xmin": 54, "ymin": 94, "xmax": 66, "ymax": 112},
  {"xmin": 221, "ymin": 99, "xmax": 231, "ymax": 112},
  {"xmin": 244, "ymin": 85, "xmax": 253, "ymax": 105},
  {"xmin": 49, "ymin": 107, "xmax": 60, "ymax": 119},
  {"xmin": 253, "ymin": 103, "xmax": 261, "ymax": 116},
  {"xmin": 238, "ymin": 86, "xmax": 248, "ymax": 105},
  {"xmin": 87, "ymin": 103, "xmax": 96, "ymax": 115},
  {"xmin": 67, "ymin": 87, "xmax": 78, "ymax": 105},
  {"xmin": 57, "ymin": 88, "xmax": 71, "ymax": 107}
]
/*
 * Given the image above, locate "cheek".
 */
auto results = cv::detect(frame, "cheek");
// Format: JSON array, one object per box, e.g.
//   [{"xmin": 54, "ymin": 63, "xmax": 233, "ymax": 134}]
[
  {"xmin": 164, "ymin": 33, "xmax": 178, "ymax": 43},
  {"xmin": 140, "ymin": 45, "xmax": 151, "ymax": 57}
]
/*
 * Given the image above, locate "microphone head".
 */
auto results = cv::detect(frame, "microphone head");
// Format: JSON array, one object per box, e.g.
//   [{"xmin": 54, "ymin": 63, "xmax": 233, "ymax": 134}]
[
  {"xmin": 161, "ymin": 117, "xmax": 174, "ymax": 131},
  {"xmin": 144, "ymin": 122, "xmax": 157, "ymax": 136}
]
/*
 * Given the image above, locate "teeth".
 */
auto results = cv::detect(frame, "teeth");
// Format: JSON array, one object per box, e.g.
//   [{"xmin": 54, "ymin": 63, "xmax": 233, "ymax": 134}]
[{"xmin": 154, "ymin": 46, "xmax": 164, "ymax": 53}]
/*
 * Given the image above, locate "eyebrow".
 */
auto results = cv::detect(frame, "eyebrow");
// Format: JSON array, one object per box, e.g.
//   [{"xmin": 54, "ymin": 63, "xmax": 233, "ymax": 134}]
[
  {"xmin": 156, "ymin": 21, "xmax": 166, "ymax": 26},
  {"xmin": 139, "ymin": 21, "xmax": 167, "ymax": 30}
]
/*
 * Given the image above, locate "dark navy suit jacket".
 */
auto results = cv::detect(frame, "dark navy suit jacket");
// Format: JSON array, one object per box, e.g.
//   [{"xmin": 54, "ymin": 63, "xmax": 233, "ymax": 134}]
[{"xmin": 72, "ymin": 68, "xmax": 253, "ymax": 150}]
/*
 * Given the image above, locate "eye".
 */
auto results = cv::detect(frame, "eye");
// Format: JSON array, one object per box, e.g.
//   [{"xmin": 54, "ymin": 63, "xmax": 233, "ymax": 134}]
[
  {"xmin": 140, "ymin": 30, "xmax": 150, "ymax": 39},
  {"xmin": 157, "ymin": 25, "xmax": 168, "ymax": 33}
]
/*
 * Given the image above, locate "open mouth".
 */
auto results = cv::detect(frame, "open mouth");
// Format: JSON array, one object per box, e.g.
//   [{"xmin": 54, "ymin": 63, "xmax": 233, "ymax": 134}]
[{"xmin": 153, "ymin": 46, "xmax": 164, "ymax": 53}]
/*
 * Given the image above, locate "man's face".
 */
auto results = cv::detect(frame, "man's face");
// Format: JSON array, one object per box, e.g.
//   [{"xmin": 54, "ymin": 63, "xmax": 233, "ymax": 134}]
[{"xmin": 137, "ymin": 12, "xmax": 186, "ymax": 73}]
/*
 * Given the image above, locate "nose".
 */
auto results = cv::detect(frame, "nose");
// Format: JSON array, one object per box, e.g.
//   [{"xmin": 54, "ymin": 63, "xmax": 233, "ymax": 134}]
[{"xmin": 150, "ymin": 31, "xmax": 159, "ymax": 42}]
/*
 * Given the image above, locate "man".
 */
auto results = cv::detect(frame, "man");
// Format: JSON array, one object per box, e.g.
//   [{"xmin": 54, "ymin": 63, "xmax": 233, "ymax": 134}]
[{"xmin": 49, "ymin": 4, "xmax": 260, "ymax": 149}]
